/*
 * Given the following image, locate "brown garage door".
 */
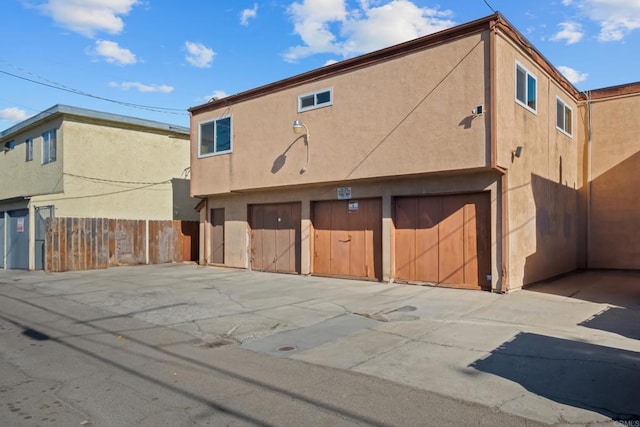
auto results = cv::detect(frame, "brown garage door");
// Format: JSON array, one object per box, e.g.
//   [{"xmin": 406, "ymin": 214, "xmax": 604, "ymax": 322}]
[
  {"xmin": 249, "ymin": 203, "xmax": 301, "ymax": 273},
  {"xmin": 313, "ymin": 199, "xmax": 382, "ymax": 280},
  {"xmin": 394, "ymin": 193, "xmax": 491, "ymax": 290}
]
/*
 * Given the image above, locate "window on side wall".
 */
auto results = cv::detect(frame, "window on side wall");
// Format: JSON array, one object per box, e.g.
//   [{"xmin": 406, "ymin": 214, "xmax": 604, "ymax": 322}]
[
  {"xmin": 199, "ymin": 116, "xmax": 232, "ymax": 157},
  {"xmin": 515, "ymin": 62, "xmax": 537, "ymax": 113},
  {"xmin": 556, "ymin": 97, "xmax": 573, "ymax": 137},
  {"xmin": 26, "ymin": 138, "xmax": 33, "ymax": 161},
  {"xmin": 298, "ymin": 88, "xmax": 333, "ymax": 112},
  {"xmin": 42, "ymin": 129, "xmax": 56, "ymax": 164}
]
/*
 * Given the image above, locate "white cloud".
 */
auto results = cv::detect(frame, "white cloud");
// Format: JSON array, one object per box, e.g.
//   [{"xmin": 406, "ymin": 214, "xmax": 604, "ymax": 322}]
[
  {"xmin": 202, "ymin": 90, "xmax": 229, "ymax": 102},
  {"xmin": 40, "ymin": 0, "xmax": 139, "ymax": 37},
  {"xmin": 323, "ymin": 59, "xmax": 339, "ymax": 66},
  {"xmin": 94, "ymin": 40, "xmax": 137, "ymax": 64},
  {"xmin": 558, "ymin": 65, "xmax": 589, "ymax": 83},
  {"xmin": 240, "ymin": 3, "xmax": 258, "ymax": 26},
  {"xmin": 185, "ymin": 42, "xmax": 215, "ymax": 68},
  {"xmin": 0, "ymin": 107, "xmax": 28, "ymax": 122},
  {"xmin": 551, "ymin": 22, "xmax": 584, "ymax": 44},
  {"xmin": 109, "ymin": 81, "xmax": 174, "ymax": 93},
  {"xmin": 571, "ymin": 0, "xmax": 640, "ymax": 41},
  {"xmin": 284, "ymin": 0, "xmax": 454, "ymax": 62}
]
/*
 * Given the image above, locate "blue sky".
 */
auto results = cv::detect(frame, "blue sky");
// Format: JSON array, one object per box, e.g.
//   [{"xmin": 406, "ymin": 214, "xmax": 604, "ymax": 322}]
[{"xmin": 1, "ymin": 0, "xmax": 639, "ymax": 128}]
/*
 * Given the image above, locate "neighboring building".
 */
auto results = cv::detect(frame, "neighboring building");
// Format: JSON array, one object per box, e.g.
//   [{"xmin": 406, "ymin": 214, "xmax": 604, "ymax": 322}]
[
  {"xmin": 0, "ymin": 104, "xmax": 196, "ymax": 270},
  {"xmin": 188, "ymin": 13, "xmax": 640, "ymax": 292}
]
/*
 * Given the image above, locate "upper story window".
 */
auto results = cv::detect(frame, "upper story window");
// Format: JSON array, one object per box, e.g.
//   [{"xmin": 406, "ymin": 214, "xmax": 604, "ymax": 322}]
[
  {"xmin": 556, "ymin": 97, "xmax": 573, "ymax": 137},
  {"xmin": 42, "ymin": 129, "xmax": 57, "ymax": 164},
  {"xmin": 298, "ymin": 88, "xmax": 333, "ymax": 112},
  {"xmin": 515, "ymin": 62, "xmax": 537, "ymax": 113},
  {"xmin": 199, "ymin": 116, "xmax": 232, "ymax": 157},
  {"xmin": 26, "ymin": 138, "xmax": 33, "ymax": 161}
]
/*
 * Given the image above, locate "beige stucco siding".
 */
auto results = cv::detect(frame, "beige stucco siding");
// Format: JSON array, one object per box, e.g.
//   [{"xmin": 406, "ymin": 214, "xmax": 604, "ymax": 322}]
[
  {"xmin": 30, "ymin": 119, "xmax": 192, "ymax": 220},
  {"xmin": 495, "ymin": 33, "xmax": 581, "ymax": 289},
  {"xmin": 0, "ymin": 117, "xmax": 64, "ymax": 200},
  {"xmin": 588, "ymin": 93, "xmax": 640, "ymax": 268},
  {"xmin": 191, "ymin": 32, "xmax": 490, "ymax": 197}
]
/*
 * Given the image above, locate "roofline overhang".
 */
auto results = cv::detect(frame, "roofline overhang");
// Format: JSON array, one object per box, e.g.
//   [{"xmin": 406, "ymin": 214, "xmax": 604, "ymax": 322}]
[
  {"xmin": 190, "ymin": 12, "xmax": 591, "ymax": 115},
  {"xmin": 1, "ymin": 104, "xmax": 189, "ymax": 142}
]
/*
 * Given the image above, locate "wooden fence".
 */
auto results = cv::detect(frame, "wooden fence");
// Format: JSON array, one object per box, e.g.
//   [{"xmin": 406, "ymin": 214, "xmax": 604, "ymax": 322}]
[{"xmin": 45, "ymin": 218, "xmax": 199, "ymax": 272}]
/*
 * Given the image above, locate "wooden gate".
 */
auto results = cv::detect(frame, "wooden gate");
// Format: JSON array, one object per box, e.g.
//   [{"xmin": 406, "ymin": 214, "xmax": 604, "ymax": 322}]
[
  {"xmin": 394, "ymin": 193, "xmax": 491, "ymax": 290},
  {"xmin": 249, "ymin": 203, "xmax": 301, "ymax": 273},
  {"xmin": 312, "ymin": 199, "xmax": 382, "ymax": 280}
]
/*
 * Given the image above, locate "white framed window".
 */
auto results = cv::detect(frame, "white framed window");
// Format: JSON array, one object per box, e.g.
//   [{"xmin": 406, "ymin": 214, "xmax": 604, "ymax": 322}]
[
  {"xmin": 556, "ymin": 97, "xmax": 573, "ymax": 137},
  {"xmin": 199, "ymin": 116, "xmax": 232, "ymax": 157},
  {"xmin": 515, "ymin": 62, "xmax": 537, "ymax": 113},
  {"xmin": 26, "ymin": 138, "xmax": 33, "ymax": 161},
  {"xmin": 42, "ymin": 129, "xmax": 56, "ymax": 164},
  {"xmin": 297, "ymin": 88, "xmax": 333, "ymax": 112}
]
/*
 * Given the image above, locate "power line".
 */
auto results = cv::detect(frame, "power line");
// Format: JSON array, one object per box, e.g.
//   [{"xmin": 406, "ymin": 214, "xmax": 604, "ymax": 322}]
[
  {"xmin": 483, "ymin": 0, "xmax": 497, "ymax": 13},
  {"xmin": 0, "ymin": 61, "xmax": 188, "ymax": 115}
]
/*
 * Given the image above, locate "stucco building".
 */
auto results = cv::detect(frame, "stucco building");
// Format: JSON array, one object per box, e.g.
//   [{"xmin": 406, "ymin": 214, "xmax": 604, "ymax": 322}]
[
  {"xmin": 188, "ymin": 13, "xmax": 640, "ymax": 292},
  {"xmin": 0, "ymin": 104, "xmax": 196, "ymax": 270}
]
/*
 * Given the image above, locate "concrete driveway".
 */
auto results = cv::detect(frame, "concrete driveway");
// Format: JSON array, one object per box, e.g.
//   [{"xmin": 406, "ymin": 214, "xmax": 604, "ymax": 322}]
[{"xmin": 1, "ymin": 264, "xmax": 638, "ymax": 426}]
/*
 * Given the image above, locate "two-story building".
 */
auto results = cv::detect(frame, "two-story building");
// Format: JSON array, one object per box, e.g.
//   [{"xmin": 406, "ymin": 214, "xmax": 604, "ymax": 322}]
[
  {"xmin": 188, "ymin": 13, "xmax": 640, "ymax": 292},
  {"xmin": 0, "ymin": 104, "xmax": 196, "ymax": 270}
]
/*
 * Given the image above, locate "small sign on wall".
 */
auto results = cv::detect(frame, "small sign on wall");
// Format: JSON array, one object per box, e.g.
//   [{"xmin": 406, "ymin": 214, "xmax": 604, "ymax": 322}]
[
  {"xmin": 16, "ymin": 217, "xmax": 24, "ymax": 232},
  {"xmin": 348, "ymin": 201, "xmax": 359, "ymax": 212},
  {"xmin": 337, "ymin": 187, "xmax": 352, "ymax": 200}
]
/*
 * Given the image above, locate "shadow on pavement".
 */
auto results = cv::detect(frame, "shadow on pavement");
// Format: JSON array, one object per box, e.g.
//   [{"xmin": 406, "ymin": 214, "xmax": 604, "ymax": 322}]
[
  {"xmin": 579, "ymin": 306, "xmax": 640, "ymax": 340},
  {"xmin": 468, "ymin": 332, "xmax": 640, "ymax": 422}
]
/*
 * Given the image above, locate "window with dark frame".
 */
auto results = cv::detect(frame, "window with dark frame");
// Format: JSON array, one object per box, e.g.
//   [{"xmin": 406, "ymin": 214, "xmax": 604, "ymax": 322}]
[
  {"xmin": 556, "ymin": 97, "xmax": 573, "ymax": 136},
  {"xmin": 516, "ymin": 63, "xmax": 537, "ymax": 112},
  {"xmin": 42, "ymin": 129, "xmax": 56, "ymax": 164},
  {"xmin": 26, "ymin": 138, "xmax": 33, "ymax": 161},
  {"xmin": 199, "ymin": 116, "xmax": 232, "ymax": 157},
  {"xmin": 297, "ymin": 88, "xmax": 333, "ymax": 112}
]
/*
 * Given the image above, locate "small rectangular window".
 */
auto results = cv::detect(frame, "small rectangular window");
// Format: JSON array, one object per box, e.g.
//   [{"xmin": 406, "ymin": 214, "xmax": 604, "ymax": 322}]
[
  {"xmin": 26, "ymin": 138, "xmax": 33, "ymax": 161},
  {"xmin": 556, "ymin": 97, "xmax": 573, "ymax": 137},
  {"xmin": 42, "ymin": 129, "xmax": 57, "ymax": 164},
  {"xmin": 199, "ymin": 116, "xmax": 232, "ymax": 157},
  {"xmin": 297, "ymin": 88, "xmax": 333, "ymax": 112},
  {"xmin": 515, "ymin": 62, "xmax": 537, "ymax": 113}
]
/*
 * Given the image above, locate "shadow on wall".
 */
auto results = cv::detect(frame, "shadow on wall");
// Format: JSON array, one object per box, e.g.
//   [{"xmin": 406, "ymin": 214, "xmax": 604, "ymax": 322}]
[
  {"xmin": 468, "ymin": 332, "xmax": 640, "ymax": 421},
  {"xmin": 522, "ymin": 171, "xmax": 578, "ymax": 286},
  {"xmin": 172, "ymin": 178, "xmax": 199, "ymax": 221},
  {"xmin": 588, "ymin": 149, "xmax": 640, "ymax": 269}
]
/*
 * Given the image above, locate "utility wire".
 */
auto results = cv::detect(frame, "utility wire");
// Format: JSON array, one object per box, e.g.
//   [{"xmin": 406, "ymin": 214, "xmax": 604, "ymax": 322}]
[
  {"xmin": 0, "ymin": 61, "xmax": 187, "ymax": 115},
  {"xmin": 483, "ymin": 0, "xmax": 497, "ymax": 13}
]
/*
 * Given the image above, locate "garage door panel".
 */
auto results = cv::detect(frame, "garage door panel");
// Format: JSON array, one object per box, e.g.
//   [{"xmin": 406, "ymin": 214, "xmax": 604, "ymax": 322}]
[
  {"xmin": 416, "ymin": 197, "xmax": 440, "ymax": 283},
  {"xmin": 439, "ymin": 195, "xmax": 465, "ymax": 285},
  {"xmin": 313, "ymin": 201, "xmax": 332, "ymax": 276},
  {"xmin": 394, "ymin": 193, "xmax": 490, "ymax": 290},
  {"xmin": 313, "ymin": 199, "xmax": 381, "ymax": 280},
  {"xmin": 250, "ymin": 203, "xmax": 300, "ymax": 274},
  {"xmin": 331, "ymin": 202, "xmax": 351, "ymax": 276},
  {"xmin": 394, "ymin": 198, "xmax": 416, "ymax": 280}
]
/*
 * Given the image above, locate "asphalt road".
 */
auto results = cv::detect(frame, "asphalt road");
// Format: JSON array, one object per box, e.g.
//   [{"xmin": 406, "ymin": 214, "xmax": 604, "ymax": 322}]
[{"xmin": 0, "ymin": 272, "xmax": 545, "ymax": 427}]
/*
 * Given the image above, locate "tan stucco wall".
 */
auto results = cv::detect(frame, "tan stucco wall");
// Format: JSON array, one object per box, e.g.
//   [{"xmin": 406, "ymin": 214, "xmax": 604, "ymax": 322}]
[
  {"xmin": 30, "ymin": 119, "xmax": 194, "ymax": 221},
  {"xmin": 200, "ymin": 172, "xmax": 504, "ymax": 291},
  {"xmin": 191, "ymin": 31, "xmax": 491, "ymax": 197},
  {"xmin": 495, "ymin": 32, "xmax": 582, "ymax": 289},
  {"xmin": 0, "ymin": 117, "xmax": 65, "ymax": 200},
  {"xmin": 588, "ymin": 92, "xmax": 640, "ymax": 268}
]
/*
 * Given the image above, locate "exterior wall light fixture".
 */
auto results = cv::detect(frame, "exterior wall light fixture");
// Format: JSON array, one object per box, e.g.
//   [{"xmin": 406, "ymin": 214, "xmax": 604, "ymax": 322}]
[{"xmin": 292, "ymin": 120, "xmax": 310, "ymax": 173}]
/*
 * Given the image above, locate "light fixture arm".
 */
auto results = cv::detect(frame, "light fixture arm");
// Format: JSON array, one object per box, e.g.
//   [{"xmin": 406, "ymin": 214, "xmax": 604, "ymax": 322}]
[{"xmin": 292, "ymin": 120, "xmax": 311, "ymax": 172}]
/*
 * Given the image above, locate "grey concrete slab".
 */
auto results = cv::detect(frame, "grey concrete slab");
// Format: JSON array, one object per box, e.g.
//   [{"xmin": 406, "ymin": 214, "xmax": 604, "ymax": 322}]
[{"xmin": 1, "ymin": 264, "xmax": 639, "ymax": 426}]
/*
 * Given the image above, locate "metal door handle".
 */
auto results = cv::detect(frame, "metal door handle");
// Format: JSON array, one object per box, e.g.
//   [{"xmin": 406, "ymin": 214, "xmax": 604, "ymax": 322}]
[{"xmin": 339, "ymin": 238, "xmax": 351, "ymax": 243}]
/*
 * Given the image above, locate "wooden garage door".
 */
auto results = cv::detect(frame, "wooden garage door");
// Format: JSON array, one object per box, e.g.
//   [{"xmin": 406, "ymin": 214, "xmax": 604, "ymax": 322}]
[
  {"xmin": 249, "ymin": 203, "xmax": 301, "ymax": 273},
  {"xmin": 394, "ymin": 193, "xmax": 491, "ymax": 290},
  {"xmin": 313, "ymin": 199, "xmax": 382, "ymax": 280}
]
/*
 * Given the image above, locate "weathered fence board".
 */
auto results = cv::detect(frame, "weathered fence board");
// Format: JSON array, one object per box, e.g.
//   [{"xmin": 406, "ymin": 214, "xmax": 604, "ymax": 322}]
[{"xmin": 45, "ymin": 218, "xmax": 199, "ymax": 272}]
